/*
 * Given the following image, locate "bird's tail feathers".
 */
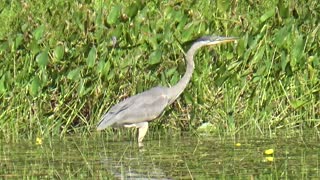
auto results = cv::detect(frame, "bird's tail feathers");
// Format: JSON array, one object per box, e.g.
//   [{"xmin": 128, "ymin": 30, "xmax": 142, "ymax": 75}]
[{"xmin": 96, "ymin": 113, "xmax": 116, "ymax": 130}]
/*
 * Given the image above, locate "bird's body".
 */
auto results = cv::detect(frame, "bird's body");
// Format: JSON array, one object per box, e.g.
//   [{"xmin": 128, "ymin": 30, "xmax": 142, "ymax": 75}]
[
  {"xmin": 97, "ymin": 36, "xmax": 237, "ymax": 146},
  {"xmin": 97, "ymin": 86, "xmax": 170, "ymax": 129}
]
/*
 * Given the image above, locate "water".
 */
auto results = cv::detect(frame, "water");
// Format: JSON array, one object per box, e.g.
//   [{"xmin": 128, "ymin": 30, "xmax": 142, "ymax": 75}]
[{"xmin": 1, "ymin": 132, "xmax": 319, "ymax": 179}]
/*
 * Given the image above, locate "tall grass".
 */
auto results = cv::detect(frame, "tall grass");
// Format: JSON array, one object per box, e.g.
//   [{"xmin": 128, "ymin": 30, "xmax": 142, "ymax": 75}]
[{"xmin": 0, "ymin": 0, "xmax": 319, "ymax": 141}]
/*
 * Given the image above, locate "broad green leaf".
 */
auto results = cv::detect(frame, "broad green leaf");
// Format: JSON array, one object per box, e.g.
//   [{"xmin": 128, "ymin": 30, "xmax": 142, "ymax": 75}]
[
  {"xmin": 78, "ymin": 80, "xmax": 84, "ymax": 96},
  {"xmin": 53, "ymin": 45, "xmax": 65, "ymax": 61},
  {"xmin": 86, "ymin": 46, "xmax": 97, "ymax": 68},
  {"xmin": 0, "ymin": 41, "xmax": 9, "ymax": 51},
  {"xmin": 107, "ymin": 5, "xmax": 121, "ymax": 25},
  {"xmin": 136, "ymin": 9, "xmax": 147, "ymax": 23},
  {"xmin": 277, "ymin": 0, "xmax": 289, "ymax": 18},
  {"xmin": 30, "ymin": 39, "xmax": 40, "ymax": 55},
  {"xmin": 291, "ymin": 100, "xmax": 307, "ymax": 109},
  {"xmin": 149, "ymin": 35, "xmax": 159, "ymax": 49},
  {"xmin": 14, "ymin": 33, "xmax": 24, "ymax": 50},
  {"xmin": 40, "ymin": 68, "xmax": 48, "ymax": 85},
  {"xmin": 164, "ymin": 7, "xmax": 174, "ymax": 19},
  {"xmin": 170, "ymin": 73, "xmax": 179, "ymax": 85},
  {"xmin": 255, "ymin": 66, "xmax": 266, "ymax": 76},
  {"xmin": 97, "ymin": 60, "xmax": 105, "ymax": 74},
  {"xmin": 136, "ymin": 80, "xmax": 144, "ymax": 93},
  {"xmin": 215, "ymin": 75, "xmax": 229, "ymax": 86},
  {"xmin": 292, "ymin": 35, "xmax": 304, "ymax": 62},
  {"xmin": 161, "ymin": 72, "xmax": 166, "ymax": 85},
  {"xmin": 281, "ymin": 51, "xmax": 288, "ymax": 72},
  {"xmin": 197, "ymin": 122, "xmax": 216, "ymax": 133},
  {"xmin": 252, "ymin": 76, "xmax": 261, "ymax": 83},
  {"xmin": 32, "ymin": 25, "xmax": 45, "ymax": 41},
  {"xmin": 197, "ymin": 89, "xmax": 205, "ymax": 104},
  {"xmin": 126, "ymin": 3, "xmax": 139, "ymax": 18},
  {"xmin": 107, "ymin": 69, "xmax": 115, "ymax": 80},
  {"xmin": 95, "ymin": 10, "xmax": 103, "ymax": 27},
  {"xmin": 104, "ymin": 60, "xmax": 111, "ymax": 76},
  {"xmin": 181, "ymin": 23, "xmax": 194, "ymax": 42},
  {"xmin": 216, "ymin": 0, "xmax": 230, "ymax": 12},
  {"xmin": 21, "ymin": 23, "xmax": 28, "ymax": 32},
  {"xmin": 274, "ymin": 26, "xmax": 291, "ymax": 46},
  {"xmin": 177, "ymin": 15, "xmax": 188, "ymax": 31},
  {"xmin": 165, "ymin": 67, "xmax": 177, "ymax": 77},
  {"xmin": 0, "ymin": 76, "xmax": 6, "ymax": 93},
  {"xmin": 252, "ymin": 46, "xmax": 264, "ymax": 64},
  {"xmin": 113, "ymin": 24, "xmax": 124, "ymax": 37},
  {"xmin": 148, "ymin": 49, "xmax": 162, "ymax": 65},
  {"xmin": 236, "ymin": 38, "xmax": 245, "ymax": 56},
  {"xmin": 260, "ymin": 9, "xmax": 275, "ymax": 22},
  {"xmin": 183, "ymin": 91, "xmax": 193, "ymax": 104},
  {"xmin": 225, "ymin": 52, "xmax": 234, "ymax": 60},
  {"xmin": 78, "ymin": 80, "xmax": 90, "ymax": 97},
  {"xmin": 29, "ymin": 76, "xmax": 41, "ymax": 97},
  {"xmin": 120, "ymin": 59, "xmax": 134, "ymax": 68},
  {"xmin": 36, "ymin": 51, "xmax": 49, "ymax": 68},
  {"xmin": 67, "ymin": 68, "xmax": 81, "ymax": 80}
]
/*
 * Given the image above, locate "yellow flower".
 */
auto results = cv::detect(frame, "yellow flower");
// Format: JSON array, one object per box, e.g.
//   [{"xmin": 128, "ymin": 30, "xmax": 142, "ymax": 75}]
[
  {"xmin": 36, "ymin": 137, "xmax": 43, "ymax": 145},
  {"xmin": 264, "ymin": 149, "xmax": 274, "ymax": 155},
  {"xmin": 235, "ymin": 143, "xmax": 241, "ymax": 147},
  {"xmin": 264, "ymin": 156, "xmax": 274, "ymax": 162}
]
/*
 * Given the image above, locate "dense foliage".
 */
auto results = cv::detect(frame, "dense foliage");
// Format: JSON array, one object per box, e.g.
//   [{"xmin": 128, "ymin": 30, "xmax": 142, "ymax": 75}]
[{"xmin": 0, "ymin": 0, "xmax": 319, "ymax": 140}]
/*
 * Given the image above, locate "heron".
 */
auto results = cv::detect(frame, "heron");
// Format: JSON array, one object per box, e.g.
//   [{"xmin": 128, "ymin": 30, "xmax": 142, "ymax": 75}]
[{"xmin": 97, "ymin": 36, "xmax": 237, "ymax": 146}]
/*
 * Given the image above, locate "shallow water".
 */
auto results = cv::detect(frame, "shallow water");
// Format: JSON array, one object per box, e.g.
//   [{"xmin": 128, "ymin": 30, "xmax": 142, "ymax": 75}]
[{"xmin": 1, "ymin": 132, "xmax": 319, "ymax": 179}]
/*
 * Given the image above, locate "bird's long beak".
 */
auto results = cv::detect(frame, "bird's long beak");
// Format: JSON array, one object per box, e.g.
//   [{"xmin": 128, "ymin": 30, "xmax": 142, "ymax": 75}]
[{"xmin": 208, "ymin": 36, "xmax": 238, "ymax": 45}]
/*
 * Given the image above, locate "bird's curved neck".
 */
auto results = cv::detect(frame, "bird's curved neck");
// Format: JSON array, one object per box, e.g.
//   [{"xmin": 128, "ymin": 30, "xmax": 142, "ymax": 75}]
[{"xmin": 167, "ymin": 48, "xmax": 196, "ymax": 104}]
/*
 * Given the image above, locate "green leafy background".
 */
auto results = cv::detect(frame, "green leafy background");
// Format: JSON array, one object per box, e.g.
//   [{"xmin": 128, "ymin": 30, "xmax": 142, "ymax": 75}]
[{"xmin": 0, "ymin": 0, "xmax": 319, "ymax": 140}]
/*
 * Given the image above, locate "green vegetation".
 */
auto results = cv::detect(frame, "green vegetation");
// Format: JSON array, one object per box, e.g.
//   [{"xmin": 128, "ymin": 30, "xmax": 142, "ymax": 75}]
[
  {"xmin": 1, "ymin": 134, "xmax": 319, "ymax": 179},
  {"xmin": 0, "ymin": 0, "xmax": 319, "ymax": 141}
]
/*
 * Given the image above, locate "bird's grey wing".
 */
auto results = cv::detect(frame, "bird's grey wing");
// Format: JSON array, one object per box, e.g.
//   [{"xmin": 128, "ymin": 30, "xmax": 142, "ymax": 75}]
[
  {"xmin": 97, "ymin": 87, "xmax": 169, "ymax": 130},
  {"xmin": 118, "ymin": 89, "xmax": 169, "ymax": 125},
  {"xmin": 97, "ymin": 95, "xmax": 137, "ymax": 130}
]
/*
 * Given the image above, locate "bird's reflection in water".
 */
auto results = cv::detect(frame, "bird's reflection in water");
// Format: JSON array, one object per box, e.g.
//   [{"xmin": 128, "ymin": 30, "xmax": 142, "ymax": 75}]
[{"xmin": 100, "ymin": 144, "xmax": 172, "ymax": 180}]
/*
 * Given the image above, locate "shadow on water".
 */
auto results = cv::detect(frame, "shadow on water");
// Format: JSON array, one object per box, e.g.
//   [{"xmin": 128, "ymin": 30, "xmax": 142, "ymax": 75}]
[{"xmin": 0, "ymin": 131, "xmax": 319, "ymax": 179}]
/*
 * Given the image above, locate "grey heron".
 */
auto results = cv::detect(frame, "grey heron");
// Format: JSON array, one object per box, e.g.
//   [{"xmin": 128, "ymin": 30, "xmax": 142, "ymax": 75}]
[{"xmin": 97, "ymin": 36, "xmax": 237, "ymax": 146}]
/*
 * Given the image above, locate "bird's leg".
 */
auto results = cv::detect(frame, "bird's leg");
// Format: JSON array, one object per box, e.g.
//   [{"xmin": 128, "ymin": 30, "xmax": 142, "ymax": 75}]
[
  {"xmin": 124, "ymin": 122, "xmax": 149, "ymax": 147},
  {"xmin": 135, "ymin": 122, "xmax": 148, "ymax": 146}
]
